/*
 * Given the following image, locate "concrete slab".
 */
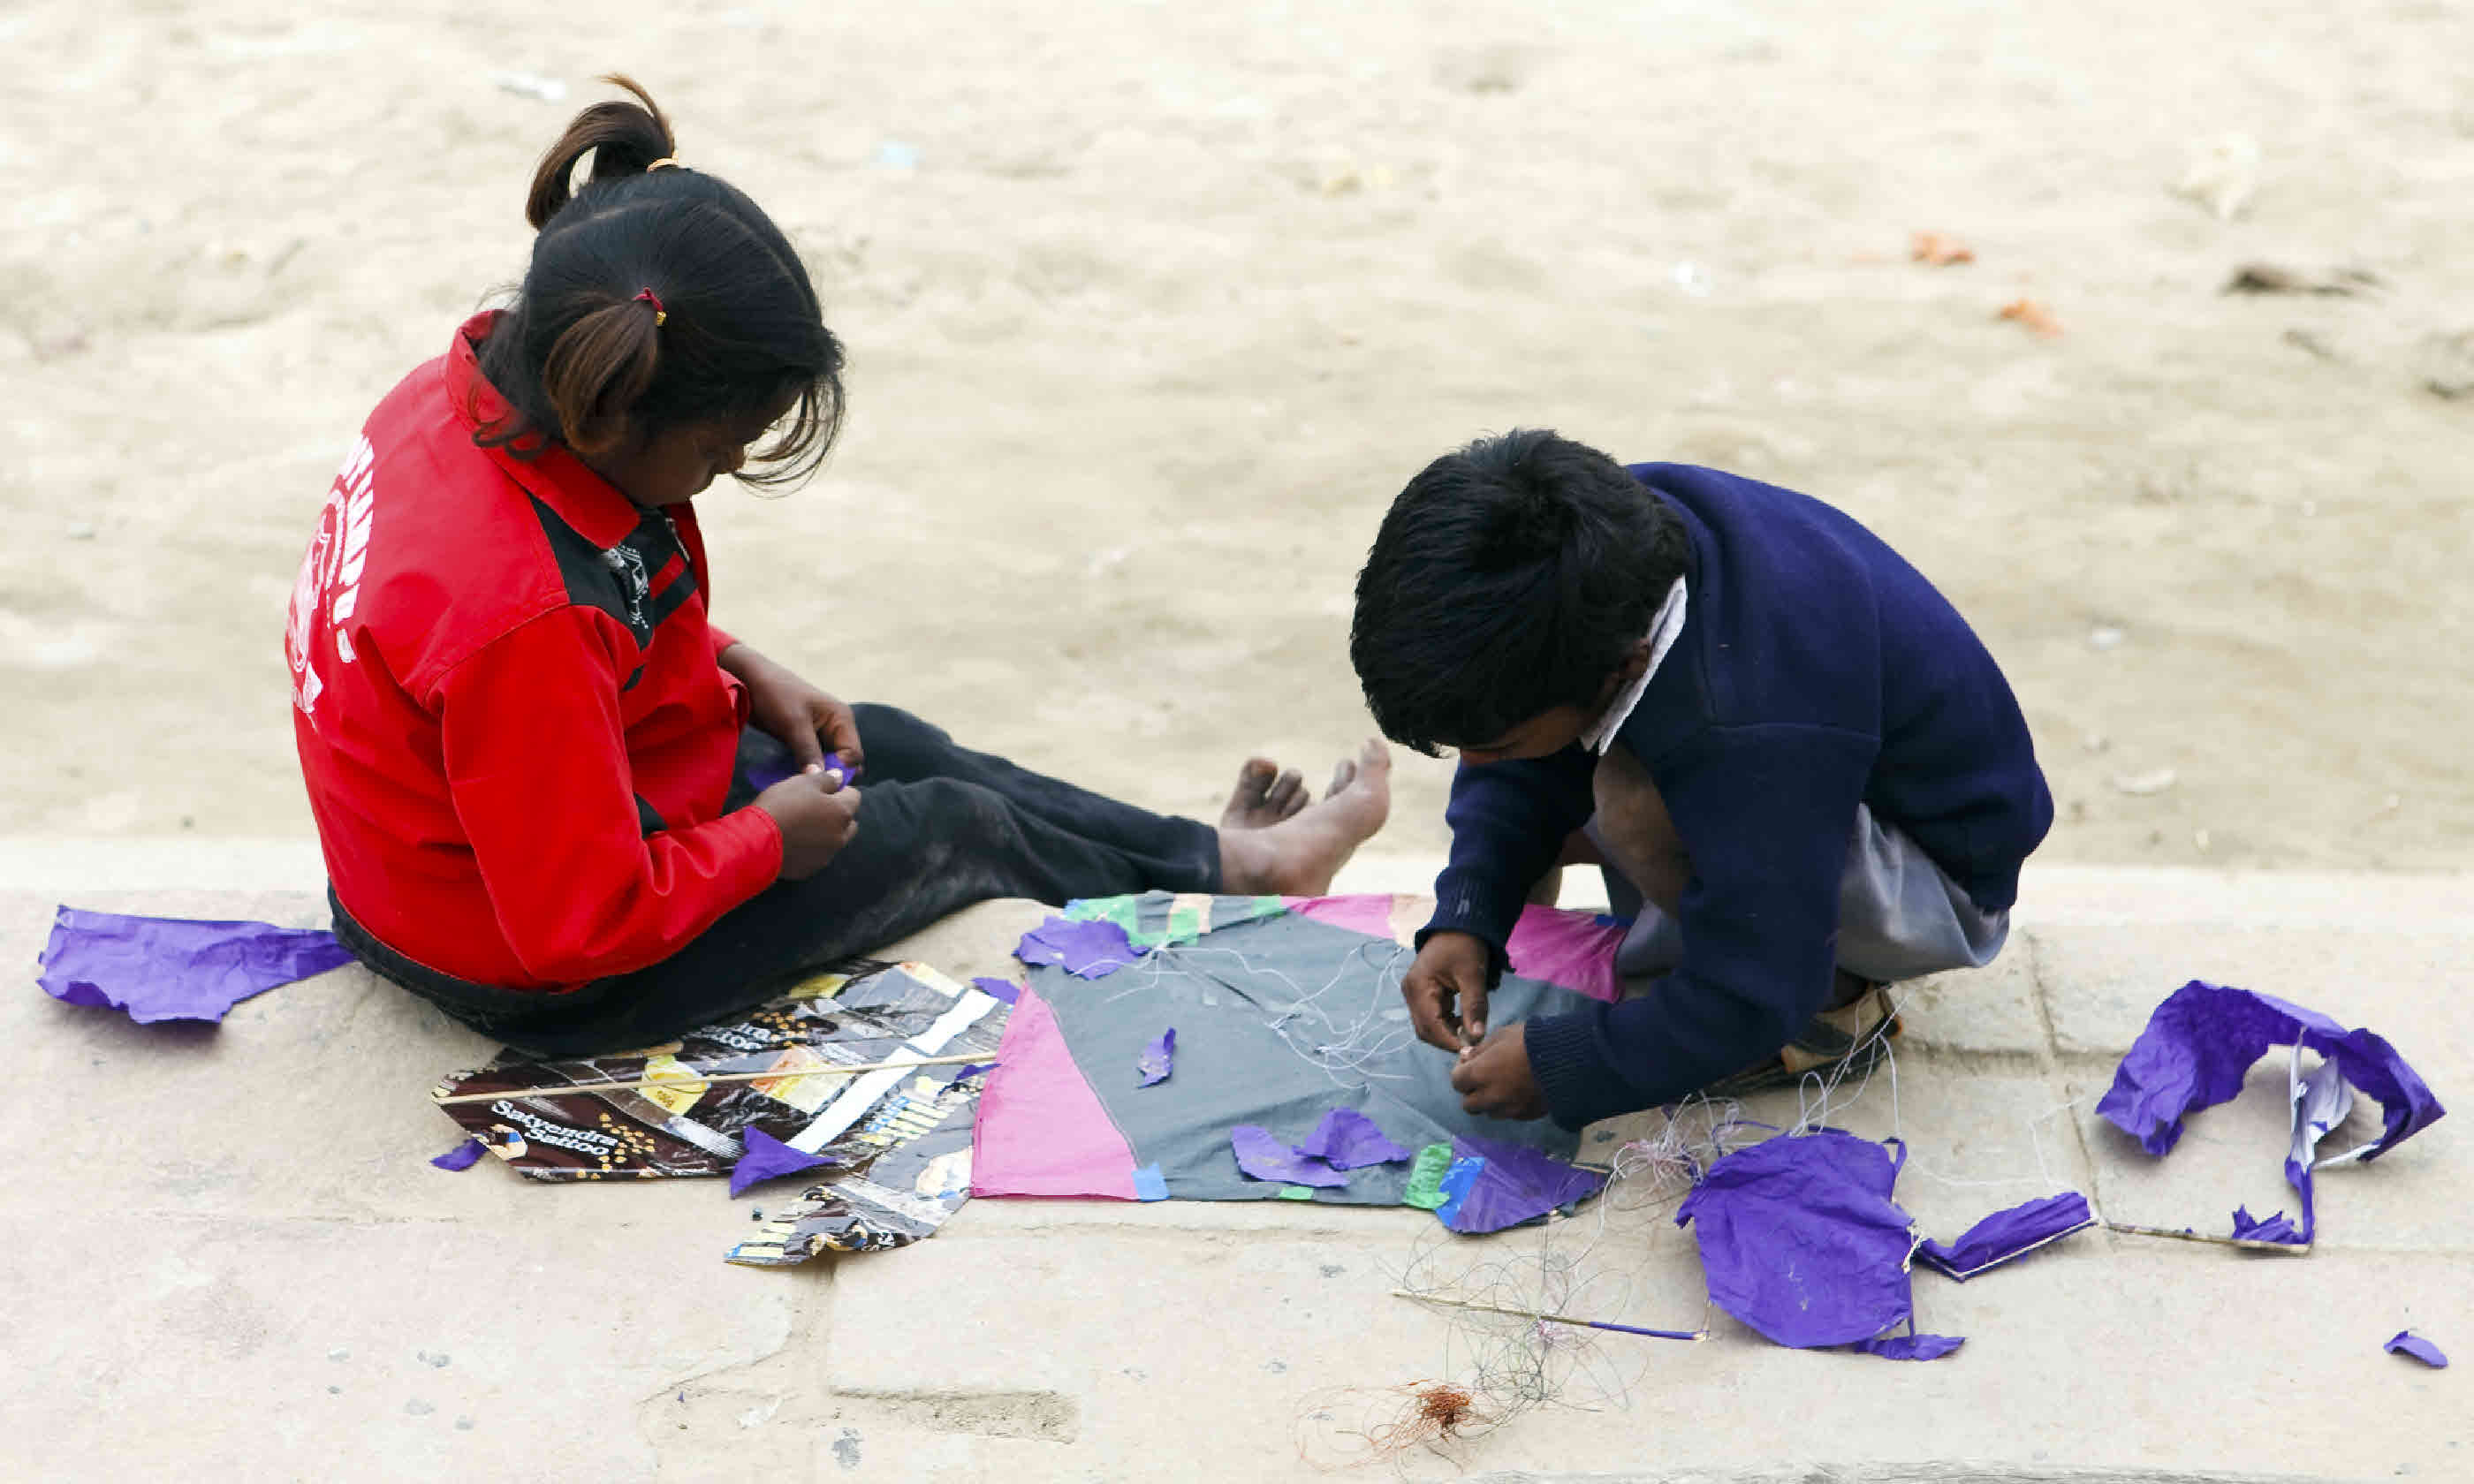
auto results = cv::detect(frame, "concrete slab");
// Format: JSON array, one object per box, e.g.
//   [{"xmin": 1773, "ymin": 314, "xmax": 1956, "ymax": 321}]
[
  {"xmin": 1890, "ymin": 931, "xmax": 2054, "ymax": 1061},
  {"xmin": 2033, "ymin": 923, "xmax": 2474, "ymax": 1076}
]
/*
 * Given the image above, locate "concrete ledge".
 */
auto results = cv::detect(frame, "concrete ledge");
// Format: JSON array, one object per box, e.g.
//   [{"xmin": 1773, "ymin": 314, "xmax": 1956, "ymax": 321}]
[{"xmin": 7, "ymin": 857, "xmax": 2469, "ymax": 1480}]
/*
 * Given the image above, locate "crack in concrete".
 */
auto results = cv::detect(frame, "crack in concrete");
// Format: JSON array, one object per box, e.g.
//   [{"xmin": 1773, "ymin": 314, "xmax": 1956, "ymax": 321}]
[
  {"xmin": 826, "ymin": 1385, "xmax": 1081, "ymax": 1443},
  {"xmin": 2019, "ymin": 928, "xmax": 2111, "ymax": 1206}
]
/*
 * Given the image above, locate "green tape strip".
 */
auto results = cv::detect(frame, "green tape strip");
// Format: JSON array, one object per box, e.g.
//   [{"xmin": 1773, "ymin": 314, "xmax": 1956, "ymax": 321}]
[
  {"xmin": 1400, "ymin": 1142, "xmax": 1454, "ymax": 1210},
  {"xmin": 1277, "ymin": 1185, "xmax": 1317, "ymax": 1201}
]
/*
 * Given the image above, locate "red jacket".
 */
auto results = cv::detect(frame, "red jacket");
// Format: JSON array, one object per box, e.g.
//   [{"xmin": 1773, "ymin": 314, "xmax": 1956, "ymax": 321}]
[{"xmin": 285, "ymin": 313, "xmax": 783, "ymax": 990}]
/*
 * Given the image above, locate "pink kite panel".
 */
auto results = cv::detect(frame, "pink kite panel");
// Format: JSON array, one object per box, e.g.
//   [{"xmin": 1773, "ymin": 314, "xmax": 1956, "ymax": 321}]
[
  {"xmin": 1286, "ymin": 893, "xmax": 1403, "ymax": 942},
  {"xmin": 1288, "ymin": 895, "xmax": 1623, "ymax": 1003},
  {"xmin": 1505, "ymin": 905, "xmax": 1625, "ymax": 1003},
  {"xmin": 970, "ymin": 985, "xmax": 1139, "ymax": 1199}
]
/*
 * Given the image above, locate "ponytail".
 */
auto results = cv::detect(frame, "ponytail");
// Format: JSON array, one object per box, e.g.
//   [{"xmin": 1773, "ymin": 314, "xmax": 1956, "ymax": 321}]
[
  {"xmin": 537, "ymin": 296, "xmax": 663, "ymax": 455},
  {"xmin": 523, "ymin": 74, "xmax": 676, "ymax": 231}
]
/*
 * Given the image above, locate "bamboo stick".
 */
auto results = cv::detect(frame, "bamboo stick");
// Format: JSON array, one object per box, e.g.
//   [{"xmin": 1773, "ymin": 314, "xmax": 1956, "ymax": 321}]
[
  {"xmin": 2103, "ymin": 1220, "xmax": 2312, "ymax": 1254},
  {"xmin": 432, "ymin": 1052, "xmax": 994, "ymax": 1106}
]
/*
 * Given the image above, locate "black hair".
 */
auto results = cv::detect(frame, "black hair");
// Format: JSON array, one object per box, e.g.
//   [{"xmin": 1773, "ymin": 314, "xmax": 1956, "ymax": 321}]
[
  {"xmin": 1349, "ymin": 429, "xmax": 1689, "ymax": 755},
  {"xmin": 471, "ymin": 75, "xmax": 846, "ymax": 486}
]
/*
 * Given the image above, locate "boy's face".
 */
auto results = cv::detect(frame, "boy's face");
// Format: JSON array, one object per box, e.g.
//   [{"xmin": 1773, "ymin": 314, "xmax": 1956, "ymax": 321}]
[
  {"xmin": 1453, "ymin": 705, "xmax": 1597, "ymax": 766},
  {"xmin": 1450, "ymin": 641, "xmax": 1652, "ymax": 766}
]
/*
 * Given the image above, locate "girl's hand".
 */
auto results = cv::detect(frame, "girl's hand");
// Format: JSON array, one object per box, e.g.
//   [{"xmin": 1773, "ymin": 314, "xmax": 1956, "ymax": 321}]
[
  {"xmin": 755, "ymin": 773, "xmax": 862, "ymax": 879},
  {"xmin": 720, "ymin": 643, "xmax": 865, "ymax": 777}
]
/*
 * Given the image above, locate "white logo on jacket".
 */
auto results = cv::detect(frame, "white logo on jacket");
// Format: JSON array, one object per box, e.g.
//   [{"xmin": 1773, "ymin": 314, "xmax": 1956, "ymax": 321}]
[{"xmin": 285, "ymin": 435, "xmax": 376, "ymax": 722}]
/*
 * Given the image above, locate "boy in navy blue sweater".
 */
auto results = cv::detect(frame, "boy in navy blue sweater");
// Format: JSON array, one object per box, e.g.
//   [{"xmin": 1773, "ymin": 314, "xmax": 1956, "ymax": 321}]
[{"xmin": 1350, "ymin": 431, "xmax": 2052, "ymax": 1128}]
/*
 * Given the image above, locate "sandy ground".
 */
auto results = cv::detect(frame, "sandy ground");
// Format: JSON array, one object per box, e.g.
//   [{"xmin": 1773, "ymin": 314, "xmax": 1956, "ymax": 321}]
[{"xmin": 4, "ymin": 0, "xmax": 2470, "ymax": 874}]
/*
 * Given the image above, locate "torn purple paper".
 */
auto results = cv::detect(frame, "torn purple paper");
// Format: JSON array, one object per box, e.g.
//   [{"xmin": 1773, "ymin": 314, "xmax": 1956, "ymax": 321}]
[
  {"xmin": 1677, "ymin": 1130, "xmax": 1919, "ymax": 1349},
  {"xmin": 2098, "ymin": 980, "xmax": 2443, "ymax": 1162},
  {"xmin": 1137, "ymin": 1027, "xmax": 1176, "ymax": 1086},
  {"xmin": 1438, "ymin": 1134, "xmax": 1608, "ymax": 1234},
  {"xmin": 36, "ymin": 906, "xmax": 356, "ymax": 1024},
  {"xmin": 2228, "ymin": 1205, "xmax": 2307, "ymax": 1246},
  {"xmin": 2385, "ymin": 1330, "xmax": 2447, "ymax": 1369},
  {"xmin": 2097, "ymin": 981, "xmax": 2443, "ymax": 1246},
  {"xmin": 1299, "ymin": 1108, "xmax": 1412, "ymax": 1170},
  {"xmin": 1916, "ymin": 1192, "xmax": 2095, "ymax": 1281},
  {"xmin": 729, "ymin": 1127, "xmax": 836, "ymax": 1197},
  {"xmin": 1855, "ymin": 1332, "xmax": 1966, "ymax": 1361},
  {"xmin": 430, "ymin": 1140, "xmax": 485, "ymax": 1171},
  {"xmin": 1013, "ymin": 916, "xmax": 1145, "ymax": 979},
  {"xmin": 969, "ymin": 976, "xmax": 1021, "ymax": 1005},
  {"xmin": 1229, "ymin": 1125, "xmax": 1349, "ymax": 1188},
  {"xmin": 746, "ymin": 753, "xmax": 857, "ymax": 792}
]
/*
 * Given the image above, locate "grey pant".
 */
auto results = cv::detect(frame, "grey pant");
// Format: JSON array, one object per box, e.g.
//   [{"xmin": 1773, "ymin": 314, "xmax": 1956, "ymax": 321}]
[{"xmin": 1597, "ymin": 801, "xmax": 2010, "ymax": 986}]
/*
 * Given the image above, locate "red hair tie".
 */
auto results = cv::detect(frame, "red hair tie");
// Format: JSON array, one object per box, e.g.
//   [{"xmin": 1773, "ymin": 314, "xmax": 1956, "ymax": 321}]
[{"xmin": 634, "ymin": 287, "xmax": 666, "ymax": 327}]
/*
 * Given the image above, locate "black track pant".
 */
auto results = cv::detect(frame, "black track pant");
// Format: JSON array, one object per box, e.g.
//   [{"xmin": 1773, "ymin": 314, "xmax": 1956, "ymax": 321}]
[{"xmin": 333, "ymin": 704, "xmax": 1220, "ymax": 1056}]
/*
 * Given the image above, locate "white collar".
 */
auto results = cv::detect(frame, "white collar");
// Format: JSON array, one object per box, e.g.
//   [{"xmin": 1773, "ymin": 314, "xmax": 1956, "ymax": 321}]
[{"xmin": 1579, "ymin": 576, "xmax": 1689, "ymax": 754}]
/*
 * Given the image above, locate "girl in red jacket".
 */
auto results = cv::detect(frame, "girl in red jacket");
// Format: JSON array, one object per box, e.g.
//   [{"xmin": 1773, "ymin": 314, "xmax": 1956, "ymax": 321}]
[{"xmin": 285, "ymin": 78, "xmax": 1388, "ymax": 1055}]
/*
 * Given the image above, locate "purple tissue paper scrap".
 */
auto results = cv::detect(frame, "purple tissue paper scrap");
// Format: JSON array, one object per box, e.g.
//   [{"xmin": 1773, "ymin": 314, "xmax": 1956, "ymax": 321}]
[
  {"xmin": 2098, "ymin": 980, "xmax": 2443, "ymax": 1245},
  {"xmin": 2097, "ymin": 980, "xmax": 2443, "ymax": 1162},
  {"xmin": 1856, "ymin": 1332, "xmax": 1966, "ymax": 1361},
  {"xmin": 1229, "ymin": 1125, "xmax": 1350, "ymax": 1188},
  {"xmin": 1440, "ymin": 1134, "xmax": 1609, "ymax": 1235},
  {"xmin": 430, "ymin": 1140, "xmax": 486, "ymax": 1172},
  {"xmin": 1916, "ymin": 1192, "xmax": 2095, "ymax": 1281},
  {"xmin": 969, "ymin": 976, "xmax": 1021, "ymax": 1005},
  {"xmin": 1677, "ymin": 1129, "xmax": 1919, "ymax": 1349},
  {"xmin": 1014, "ymin": 916, "xmax": 1146, "ymax": 979},
  {"xmin": 1137, "ymin": 1027, "xmax": 1176, "ymax": 1086},
  {"xmin": 2385, "ymin": 1330, "xmax": 2447, "ymax": 1369},
  {"xmin": 2229, "ymin": 1205, "xmax": 2308, "ymax": 1246},
  {"xmin": 729, "ymin": 1127, "xmax": 835, "ymax": 1197},
  {"xmin": 745, "ymin": 753, "xmax": 857, "ymax": 792},
  {"xmin": 1299, "ymin": 1108, "xmax": 1412, "ymax": 1170},
  {"xmin": 37, "ymin": 906, "xmax": 357, "ymax": 1024}
]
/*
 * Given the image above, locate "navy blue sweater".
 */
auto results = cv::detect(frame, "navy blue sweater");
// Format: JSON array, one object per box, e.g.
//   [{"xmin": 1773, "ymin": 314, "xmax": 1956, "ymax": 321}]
[{"xmin": 1424, "ymin": 464, "xmax": 2053, "ymax": 1129}]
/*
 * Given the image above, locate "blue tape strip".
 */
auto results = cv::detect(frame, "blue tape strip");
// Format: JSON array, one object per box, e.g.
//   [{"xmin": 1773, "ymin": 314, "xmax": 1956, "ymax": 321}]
[{"xmin": 1432, "ymin": 1155, "xmax": 1486, "ymax": 1227}]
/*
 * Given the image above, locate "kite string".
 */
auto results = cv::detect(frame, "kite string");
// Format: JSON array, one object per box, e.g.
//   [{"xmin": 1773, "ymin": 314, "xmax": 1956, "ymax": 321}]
[{"xmin": 1146, "ymin": 937, "xmax": 1420, "ymax": 1086}]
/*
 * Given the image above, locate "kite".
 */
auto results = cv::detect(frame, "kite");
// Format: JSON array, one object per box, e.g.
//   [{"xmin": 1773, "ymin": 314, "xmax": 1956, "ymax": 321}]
[{"xmin": 974, "ymin": 892, "xmax": 1615, "ymax": 1230}]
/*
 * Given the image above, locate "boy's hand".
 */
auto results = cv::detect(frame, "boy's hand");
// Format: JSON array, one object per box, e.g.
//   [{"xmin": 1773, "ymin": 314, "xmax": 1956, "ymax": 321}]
[
  {"xmin": 1402, "ymin": 930, "xmax": 1495, "ymax": 1052},
  {"xmin": 755, "ymin": 773, "xmax": 862, "ymax": 879},
  {"xmin": 1449, "ymin": 1023, "xmax": 1546, "ymax": 1120},
  {"xmin": 721, "ymin": 643, "xmax": 866, "ymax": 777}
]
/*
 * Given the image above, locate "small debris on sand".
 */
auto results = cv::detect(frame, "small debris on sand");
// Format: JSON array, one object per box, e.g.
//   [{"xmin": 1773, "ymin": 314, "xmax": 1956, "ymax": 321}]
[
  {"xmin": 2223, "ymin": 262, "xmax": 2383, "ymax": 296},
  {"xmin": 2112, "ymin": 768, "xmax": 2180, "ymax": 798},
  {"xmin": 1910, "ymin": 231, "xmax": 1975, "ymax": 266},
  {"xmin": 2415, "ymin": 330, "xmax": 2474, "ymax": 398},
  {"xmin": 1998, "ymin": 299, "xmax": 2063, "ymax": 337},
  {"xmin": 2173, "ymin": 132, "xmax": 2260, "ymax": 220}
]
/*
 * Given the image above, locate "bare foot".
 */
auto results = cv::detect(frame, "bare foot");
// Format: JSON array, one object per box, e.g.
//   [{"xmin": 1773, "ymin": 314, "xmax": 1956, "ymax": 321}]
[
  {"xmin": 1219, "ymin": 758, "xmax": 1310, "ymax": 830},
  {"xmin": 1218, "ymin": 738, "xmax": 1392, "ymax": 896}
]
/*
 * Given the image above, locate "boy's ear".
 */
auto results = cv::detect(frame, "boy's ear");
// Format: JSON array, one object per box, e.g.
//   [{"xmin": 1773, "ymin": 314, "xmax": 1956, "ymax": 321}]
[
  {"xmin": 1590, "ymin": 640, "xmax": 1656, "ymax": 710},
  {"xmin": 1615, "ymin": 637, "xmax": 1656, "ymax": 684}
]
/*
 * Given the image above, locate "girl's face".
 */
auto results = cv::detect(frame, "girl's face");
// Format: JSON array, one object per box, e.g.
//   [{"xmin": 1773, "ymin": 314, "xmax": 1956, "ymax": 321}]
[{"xmin": 581, "ymin": 390, "xmax": 801, "ymax": 507}]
